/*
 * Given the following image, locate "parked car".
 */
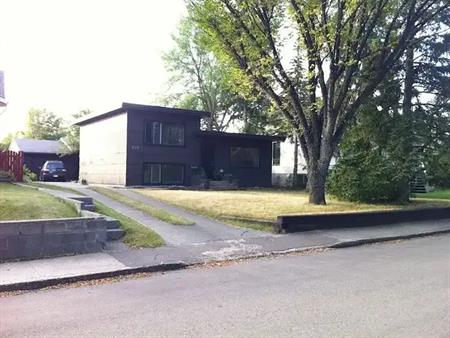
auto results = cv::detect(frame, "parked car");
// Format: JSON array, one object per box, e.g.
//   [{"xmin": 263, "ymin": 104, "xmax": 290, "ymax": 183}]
[{"xmin": 39, "ymin": 161, "xmax": 67, "ymax": 181}]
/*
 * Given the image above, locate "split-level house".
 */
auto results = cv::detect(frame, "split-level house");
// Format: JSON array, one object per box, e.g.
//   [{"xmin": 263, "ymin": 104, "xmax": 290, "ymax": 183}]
[{"xmin": 75, "ymin": 103, "xmax": 284, "ymax": 187}]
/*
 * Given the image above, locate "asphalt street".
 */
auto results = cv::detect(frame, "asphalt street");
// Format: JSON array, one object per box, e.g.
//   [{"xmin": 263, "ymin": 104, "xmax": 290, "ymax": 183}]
[{"xmin": 1, "ymin": 235, "xmax": 449, "ymax": 337}]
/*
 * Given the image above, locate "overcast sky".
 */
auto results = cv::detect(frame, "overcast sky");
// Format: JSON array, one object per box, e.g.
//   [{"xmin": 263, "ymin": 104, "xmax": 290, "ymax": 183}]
[{"xmin": 0, "ymin": 0, "xmax": 186, "ymax": 138}]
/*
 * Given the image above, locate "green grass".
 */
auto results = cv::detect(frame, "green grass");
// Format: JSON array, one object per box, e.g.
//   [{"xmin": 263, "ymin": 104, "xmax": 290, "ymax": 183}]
[
  {"xmin": 94, "ymin": 201, "xmax": 164, "ymax": 248},
  {"xmin": 26, "ymin": 182, "xmax": 86, "ymax": 196},
  {"xmin": 90, "ymin": 187, "xmax": 194, "ymax": 225},
  {"xmin": 0, "ymin": 183, "xmax": 79, "ymax": 220},
  {"xmin": 412, "ymin": 189, "xmax": 450, "ymax": 200},
  {"xmin": 135, "ymin": 188, "xmax": 450, "ymax": 233}
]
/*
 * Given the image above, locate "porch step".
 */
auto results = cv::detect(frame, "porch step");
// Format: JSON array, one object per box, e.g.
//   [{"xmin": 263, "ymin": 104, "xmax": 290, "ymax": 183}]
[
  {"xmin": 208, "ymin": 180, "xmax": 239, "ymax": 190},
  {"xmin": 410, "ymin": 176, "xmax": 427, "ymax": 193}
]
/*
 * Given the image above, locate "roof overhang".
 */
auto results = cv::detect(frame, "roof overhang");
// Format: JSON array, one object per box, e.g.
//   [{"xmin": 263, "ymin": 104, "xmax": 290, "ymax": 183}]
[
  {"xmin": 198, "ymin": 131, "xmax": 285, "ymax": 142},
  {"xmin": 75, "ymin": 102, "xmax": 210, "ymax": 126}
]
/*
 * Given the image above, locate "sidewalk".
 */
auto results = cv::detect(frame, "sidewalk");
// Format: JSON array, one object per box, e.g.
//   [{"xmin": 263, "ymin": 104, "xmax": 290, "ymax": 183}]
[{"xmin": 2, "ymin": 219, "xmax": 450, "ymax": 291}]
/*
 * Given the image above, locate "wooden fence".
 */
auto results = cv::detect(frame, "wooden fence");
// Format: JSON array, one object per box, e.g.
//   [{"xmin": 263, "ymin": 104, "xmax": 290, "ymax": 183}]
[{"xmin": 0, "ymin": 150, "xmax": 24, "ymax": 181}]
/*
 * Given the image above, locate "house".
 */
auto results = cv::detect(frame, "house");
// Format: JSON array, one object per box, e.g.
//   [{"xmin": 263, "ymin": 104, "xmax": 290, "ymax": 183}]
[
  {"xmin": 271, "ymin": 139, "xmax": 337, "ymax": 187},
  {"xmin": 271, "ymin": 139, "xmax": 308, "ymax": 187},
  {"xmin": 9, "ymin": 138, "xmax": 79, "ymax": 180},
  {"xmin": 75, "ymin": 103, "xmax": 284, "ymax": 187}
]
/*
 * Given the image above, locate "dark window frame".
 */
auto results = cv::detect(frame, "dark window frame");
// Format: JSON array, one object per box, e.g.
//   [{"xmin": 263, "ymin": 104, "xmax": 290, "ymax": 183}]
[
  {"xmin": 229, "ymin": 147, "xmax": 260, "ymax": 168},
  {"xmin": 144, "ymin": 120, "xmax": 186, "ymax": 147},
  {"xmin": 143, "ymin": 162, "xmax": 185, "ymax": 185},
  {"xmin": 272, "ymin": 141, "xmax": 281, "ymax": 166}
]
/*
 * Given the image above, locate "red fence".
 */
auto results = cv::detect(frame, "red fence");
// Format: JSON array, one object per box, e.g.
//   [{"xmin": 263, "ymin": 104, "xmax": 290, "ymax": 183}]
[{"xmin": 0, "ymin": 151, "xmax": 24, "ymax": 182}]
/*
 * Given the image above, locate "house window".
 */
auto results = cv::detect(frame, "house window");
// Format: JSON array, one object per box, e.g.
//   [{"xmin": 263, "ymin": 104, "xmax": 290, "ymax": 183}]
[
  {"xmin": 272, "ymin": 141, "xmax": 281, "ymax": 166},
  {"xmin": 143, "ymin": 163, "xmax": 184, "ymax": 185},
  {"xmin": 145, "ymin": 121, "xmax": 184, "ymax": 146},
  {"xmin": 230, "ymin": 147, "xmax": 260, "ymax": 168}
]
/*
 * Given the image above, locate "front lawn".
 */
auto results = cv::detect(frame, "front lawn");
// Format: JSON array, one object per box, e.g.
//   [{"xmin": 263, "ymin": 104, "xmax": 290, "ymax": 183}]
[
  {"xmin": 94, "ymin": 201, "xmax": 164, "ymax": 248},
  {"xmin": 134, "ymin": 188, "xmax": 449, "ymax": 232},
  {"xmin": 0, "ymin": 183, "xmax": 79, "ymax": 220},
  {"xmin": 412, "ymin": 189, "xmax": 450, "ymax": 200}
]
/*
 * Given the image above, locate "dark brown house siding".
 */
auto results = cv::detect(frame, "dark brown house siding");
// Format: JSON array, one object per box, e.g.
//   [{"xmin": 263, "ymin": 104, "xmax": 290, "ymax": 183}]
[
  {"xmin": 125, "ymin": 109, "xmax": 202, "ymax": 186},
  {"xmin": 199, "ymin": 134, "xmax": 273, "ymax": 187}
]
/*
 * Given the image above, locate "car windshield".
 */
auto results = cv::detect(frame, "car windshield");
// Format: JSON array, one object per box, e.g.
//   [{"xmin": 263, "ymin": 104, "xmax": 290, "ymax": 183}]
[{"xmin": 46, "ymin": 162, "xmax": 64, "ymax": 169}]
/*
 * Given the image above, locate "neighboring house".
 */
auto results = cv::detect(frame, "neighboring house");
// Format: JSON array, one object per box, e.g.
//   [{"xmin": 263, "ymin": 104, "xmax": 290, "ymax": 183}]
[
  {"xmin": 75, "ymin": 103, "xmax": 284, "ymax": 187},
  {"xmin": 271, "ymin": 139, "xmax": 308, "ymax": 187},
  {"xmin": 9, "ymin": 138, "xmax": 79, "ymax": 180},
  {"xmin": 271, "ymin": 139, "xmax": 336, "ymax": 187}
]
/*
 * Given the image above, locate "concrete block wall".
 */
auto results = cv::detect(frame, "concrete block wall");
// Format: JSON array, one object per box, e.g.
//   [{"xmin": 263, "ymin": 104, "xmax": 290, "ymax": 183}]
[{"xmin": 0, "ymin": 217, "xmax": 108, "ymax": 261}]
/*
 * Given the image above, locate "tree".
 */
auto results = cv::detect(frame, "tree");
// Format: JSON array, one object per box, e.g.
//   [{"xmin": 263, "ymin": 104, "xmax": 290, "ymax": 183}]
[
  {"xmin": 60, "ymin": 110, "xmax": 92, "ymax": 154},
  {"xmin": 0, "ymin": 132, "xmax": 17, "ymax": 150},
  {"xmin": 24, "ymin": 108, "xmax": 65, "ymax": 140},
  {"xmin": 327, "ymin": 76, "xmax": 414, "ymax": 202},
  {"xmin": 162, "ymin": 17, "xmax": 247, "ymax": 131},
  {"xmin": 329, "ymin": 7, "xmax": 449, "ymax": 200},
  {"xmin": 189, "ymin": 0, "xmax": 447, "ymax": 204}
]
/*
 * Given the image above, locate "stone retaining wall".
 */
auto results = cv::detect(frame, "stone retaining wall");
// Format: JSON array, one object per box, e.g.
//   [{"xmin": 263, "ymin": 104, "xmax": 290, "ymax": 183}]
[{"xmin": 0, "ymin": 217, "xmax": 108, "ymax": 261}]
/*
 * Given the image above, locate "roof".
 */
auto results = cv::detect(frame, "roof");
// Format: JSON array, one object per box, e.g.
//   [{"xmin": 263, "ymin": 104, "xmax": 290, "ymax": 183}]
[
  {"xmin": 198, "ymin": 131, "xmax": 285, "ymax": 142},
  {"xmin": 75, "ymin": 102, "xmax": 210, "ymax": 126},
  {"xmin": 10, "ymin": 138, "xmax": 62, "ymax": 154}
]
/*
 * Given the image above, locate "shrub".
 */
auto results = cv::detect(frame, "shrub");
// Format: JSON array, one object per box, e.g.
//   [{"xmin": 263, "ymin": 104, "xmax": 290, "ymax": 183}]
[
  {"xmin": 23, "ymin": 165, "xmax": 37, "ymax": 183},
  {"xmin": 426, "ymin": 150, "xmax": 450, "ymax": 188},
  {"xmin": 327, "ymin": 151, "xmax": 410, "ymax": 203}
]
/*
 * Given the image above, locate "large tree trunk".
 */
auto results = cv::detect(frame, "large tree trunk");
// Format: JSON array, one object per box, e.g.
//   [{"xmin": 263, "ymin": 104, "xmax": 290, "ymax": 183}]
[
  {"xmin": 292, "ymin": 135, "xmax": 299, "ymax": 188},
  {"xmin": 307, "ymin": 161, "xmax": 327, "ymax": 205},
  {"xmin": 401, "ymin": 44, "xmax": 416, "ymax": 201},
  {"xmin": 306, "ymin": 140, "xmax": 334, "ymax": 204}
]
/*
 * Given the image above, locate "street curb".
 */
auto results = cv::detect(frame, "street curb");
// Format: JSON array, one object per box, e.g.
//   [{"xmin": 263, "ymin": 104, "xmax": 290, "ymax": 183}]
[
  {"xmin": 1, "ymin": 229, "xmax": 449, "ymax": 293},
  {"xmin": 329, "ymin": 228, "xmax": 450, "ymax": 248},
  {"xmin": 0, "ymin": 262, "xmax": 187, "ymax": 293}
]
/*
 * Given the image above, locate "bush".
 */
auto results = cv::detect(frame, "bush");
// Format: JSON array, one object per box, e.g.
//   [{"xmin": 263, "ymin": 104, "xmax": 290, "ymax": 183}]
[
  {"xmin": 23, "ymin": 165, "xmax": 37, "ymax": 183},
  {"xmin": 426, "ymin": 150, "xmax": 450, "ymax": 188},
  {"xmin": 327, "ymin": 150, "xmax": 411, "ymax": 203}
]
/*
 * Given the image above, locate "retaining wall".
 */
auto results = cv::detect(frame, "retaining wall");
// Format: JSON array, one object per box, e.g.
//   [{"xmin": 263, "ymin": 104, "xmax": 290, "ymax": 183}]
[
  {"xmin": 275, "ymin": 207, "xmax": 450, "ymax": 233},
  {"xmin": 0, "ymin": 217, "xmax": 108, "ymax": 261}
]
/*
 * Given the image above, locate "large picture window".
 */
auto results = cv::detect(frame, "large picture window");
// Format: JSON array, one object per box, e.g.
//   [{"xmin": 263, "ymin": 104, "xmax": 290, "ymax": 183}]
[
  {"xmin": 230, "ymin": 147, "xmax": 260, "ymax": 168},
  {"xmin": 143, "ymin": 163, "xmax": 184, "ymax": 185},
  {"xmin": 145, "ymin": 121, "xmax": 184, "ymax": 146}
]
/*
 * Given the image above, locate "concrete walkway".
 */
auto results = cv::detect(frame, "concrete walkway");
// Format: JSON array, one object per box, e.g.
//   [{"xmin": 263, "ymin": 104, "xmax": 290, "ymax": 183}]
[{"xmin": 113, "ymin": 188, "xmax": 269, "ymax": 237}]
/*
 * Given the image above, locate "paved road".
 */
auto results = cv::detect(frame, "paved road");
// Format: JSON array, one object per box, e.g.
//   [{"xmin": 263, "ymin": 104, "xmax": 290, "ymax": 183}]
[{"xmin": 1, "ymin": 235, "xmax": 449, "ymax": 337}]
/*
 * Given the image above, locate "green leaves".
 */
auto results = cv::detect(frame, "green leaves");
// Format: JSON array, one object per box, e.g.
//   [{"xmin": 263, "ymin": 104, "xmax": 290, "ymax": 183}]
[{"xmin": 25, "ymin": 108, "xmax": 65, "ymax": 141}]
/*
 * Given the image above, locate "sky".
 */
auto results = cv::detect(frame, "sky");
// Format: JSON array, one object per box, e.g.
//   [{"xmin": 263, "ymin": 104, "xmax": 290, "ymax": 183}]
[{"xmin": 0, "ymin": 0, "xmax": 186, "ymax": 138}]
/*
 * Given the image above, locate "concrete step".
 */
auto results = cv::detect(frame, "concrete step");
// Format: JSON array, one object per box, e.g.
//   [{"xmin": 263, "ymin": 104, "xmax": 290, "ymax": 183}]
[
  {"xmin": 107, "ymin": 228, "xmax": 125, "ymax": 241},
  {"xmin": 70, "ymin": 196, "xmax": 94, "ymax": 204},
  {"xmin": 208, "ymin": 180, "xmax": 239, "ymax": 190},
  {"xmin": 105, "ymin": 218, "xmax": 121, "ymax": 229},
  {"xmin": 83, "ymin": 204, "xmax": 96, "ymax": 212}
]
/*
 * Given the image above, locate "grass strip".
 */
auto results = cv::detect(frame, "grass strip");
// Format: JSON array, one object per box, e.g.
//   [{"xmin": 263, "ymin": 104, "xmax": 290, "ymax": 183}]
[
  {"xmin": 94, "ymin": 201, "xmax": 164, "ymax": 248},
  {"xmin": 90, "ymin": 187, "xmax": 194, "ymax": 225},
  {"xmin": 412, "ymin": 189, "xmax": 450, "ymax": 200}
]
